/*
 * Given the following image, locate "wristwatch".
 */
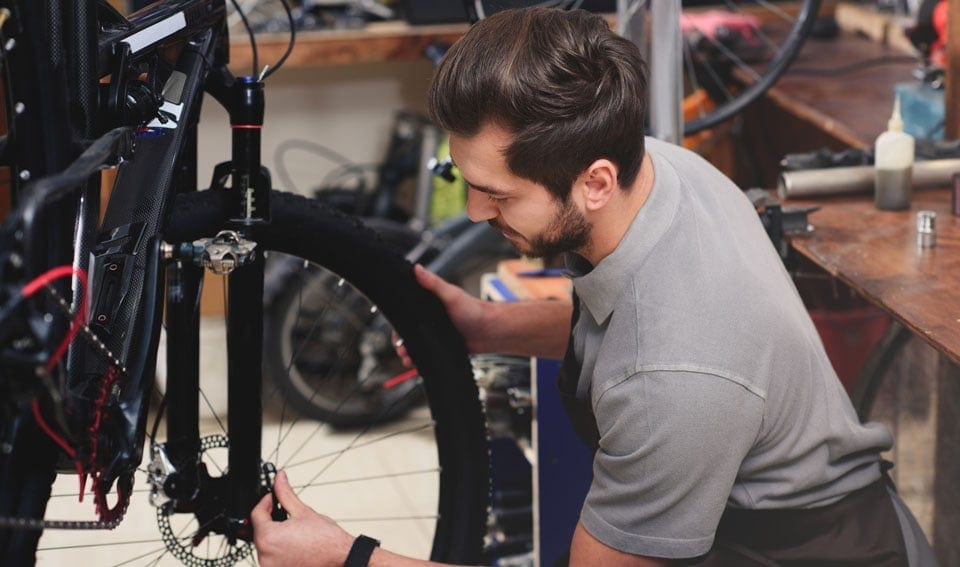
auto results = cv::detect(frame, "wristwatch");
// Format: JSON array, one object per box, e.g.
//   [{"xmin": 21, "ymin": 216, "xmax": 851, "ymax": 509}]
[{"xmin": 344, "ymin": 534, "xmax": 380, "ymax": 567}]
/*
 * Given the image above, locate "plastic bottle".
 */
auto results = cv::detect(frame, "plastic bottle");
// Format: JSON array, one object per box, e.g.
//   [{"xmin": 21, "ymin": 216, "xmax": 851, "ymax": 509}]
[{"xmin": 874, "ymin": 94, "xmax": 915, "ymax": 210}]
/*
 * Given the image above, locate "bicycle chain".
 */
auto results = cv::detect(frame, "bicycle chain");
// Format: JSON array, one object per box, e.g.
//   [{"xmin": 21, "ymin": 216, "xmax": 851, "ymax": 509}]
[
  {"xmin": 0, "ymin": 284, "xmax": 131, "ymax": 530},
  {"xmin": 41, "ymin": 283, "xmax": 127, "ymax": 374}
]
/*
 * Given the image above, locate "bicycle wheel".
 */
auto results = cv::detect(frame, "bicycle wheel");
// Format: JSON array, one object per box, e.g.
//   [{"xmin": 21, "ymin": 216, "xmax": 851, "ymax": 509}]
[
  {"xmin": 27, "ymin": 190, "xmax": 490, "ymax": 565},
  {"xmin": 849, "ymin": 322, "xmax": 960, "ymax": 546},
  {"xmin": 677, "ymin": 0, "xmax": 821, "ymax": 135}
]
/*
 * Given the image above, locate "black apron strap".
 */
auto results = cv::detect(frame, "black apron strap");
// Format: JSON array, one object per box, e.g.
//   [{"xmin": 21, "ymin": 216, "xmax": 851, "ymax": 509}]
[
  {"xmin": 556, "ymin": 291, "xmax": 601, "ymax": 452},
  {"xmin": 692, "ymin": 478, "xmax": 909, "ymax": 566}
]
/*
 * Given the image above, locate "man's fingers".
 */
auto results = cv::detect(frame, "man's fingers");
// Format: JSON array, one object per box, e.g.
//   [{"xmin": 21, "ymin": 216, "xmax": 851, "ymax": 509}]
[
  {"xmin": 272, "ymin": 471, "xmax": 308, "ymax": 516},
  {"xmin": 391, "ymin": 332, "xmax": 413, "ymax": 367},
  {"xmin": 414, "ymin": 264, "xmax": 457, "ymax": 301},
  {"xmin": 250, "ymin": 491, "xmax": 274, "ymax": 528},
  {"xmin": 413, "ymin": 264, "xmax": 435, "ymax": 289}
]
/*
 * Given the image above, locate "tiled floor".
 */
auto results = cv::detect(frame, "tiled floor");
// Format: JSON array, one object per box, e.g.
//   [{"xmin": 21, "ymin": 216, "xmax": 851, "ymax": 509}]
[{"xmin": 37, "ymin": 317, "xmax": 441, "ymax": 566}]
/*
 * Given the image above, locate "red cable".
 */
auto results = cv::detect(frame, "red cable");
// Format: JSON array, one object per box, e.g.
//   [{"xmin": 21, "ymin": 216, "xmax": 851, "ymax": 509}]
[
  {"xmin": 383, "ymin": 368, "xmax": 419, "ymax": 389},
  {"xmin": 21, "ymin": 265, "xmax": 84, "ymax": 298},
  {"xmin": 31, "ymin": 400, "xmax": 87, "ymax": 497},
  {"xmin": 30, "ymin": 399, "xmax": 77, "ymax": 460},
  {"xmin": 20, "ymin": 265, "xmax": 89, "ymax": 374}
]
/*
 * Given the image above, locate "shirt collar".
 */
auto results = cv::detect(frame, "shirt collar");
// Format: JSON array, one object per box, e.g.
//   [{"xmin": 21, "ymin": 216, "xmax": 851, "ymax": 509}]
[{"xmin": 566, "ymin": 140, "xmax": 681, "ymax": 325}]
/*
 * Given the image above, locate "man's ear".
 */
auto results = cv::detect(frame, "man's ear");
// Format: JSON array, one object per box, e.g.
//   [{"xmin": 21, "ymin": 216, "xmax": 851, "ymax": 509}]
[{"xmin": 576, "ymin": 159, "xmax": 619, "ymax": 212}]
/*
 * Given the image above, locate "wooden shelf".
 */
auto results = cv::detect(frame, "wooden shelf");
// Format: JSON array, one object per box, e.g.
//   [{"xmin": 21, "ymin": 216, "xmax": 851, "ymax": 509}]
[{"xmin": 228, "ymin": 20, "xmax": 470, "ymax": 71}]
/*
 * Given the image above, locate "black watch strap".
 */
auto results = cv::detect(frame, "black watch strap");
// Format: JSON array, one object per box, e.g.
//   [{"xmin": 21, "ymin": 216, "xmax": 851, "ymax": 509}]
[{"xmin": 344, "ymin": 534, "xmax": 380, "ymax": 567}]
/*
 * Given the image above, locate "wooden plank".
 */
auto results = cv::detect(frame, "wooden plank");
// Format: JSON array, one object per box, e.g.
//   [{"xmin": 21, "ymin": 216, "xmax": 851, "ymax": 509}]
[
  {"xmin": 229, "ymin": 21, "xmax": 469, "ymax": 71},
  {"xmin": 834, "ymin": 2, "xmax": 918, "ymax": 55},
  {"xmin": 946, "ymin": 0, "xmax": 960, "ymax": 138},
  {"xmin": 788, "ymin": 189, "xmax": 960, "ymax": 366},
  {"xmin": 752, "ymin": 29, "xmax": 916, "ymax": 148}
]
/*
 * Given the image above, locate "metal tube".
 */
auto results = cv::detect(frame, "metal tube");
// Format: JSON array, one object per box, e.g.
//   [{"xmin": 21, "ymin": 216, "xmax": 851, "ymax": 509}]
[
  {"xmin": 413, "ymin": 123, "xmax": 440, "ymax": 229},
  {"xmin": 649, "ymin": 1, "xmax": 682, "ymax": 145},
  {"xmin": 778, "ymin": 159, "xmax": 960, "ymax": 199},
  {"xmin": 230, "ymin": 77, "xmax": 269, "ymax": 223}
]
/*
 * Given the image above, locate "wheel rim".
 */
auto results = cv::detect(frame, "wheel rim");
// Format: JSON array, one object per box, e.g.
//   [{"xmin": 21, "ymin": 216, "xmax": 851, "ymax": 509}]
[{"xmin": 34, "ymin": 260, "xmax": 449, "ymax": 565}]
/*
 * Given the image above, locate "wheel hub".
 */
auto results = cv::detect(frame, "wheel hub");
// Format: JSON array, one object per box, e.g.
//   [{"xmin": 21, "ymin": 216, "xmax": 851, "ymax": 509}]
[{"xmin": 150, "ymin": 434, "xmax": 273, "ymax": 566}]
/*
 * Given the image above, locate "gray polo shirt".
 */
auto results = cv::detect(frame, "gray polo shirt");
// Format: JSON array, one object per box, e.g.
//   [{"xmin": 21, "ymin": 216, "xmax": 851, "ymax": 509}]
[{"xmin": 566, "ymin": 137, "xmax": 893, "ymax": 559}]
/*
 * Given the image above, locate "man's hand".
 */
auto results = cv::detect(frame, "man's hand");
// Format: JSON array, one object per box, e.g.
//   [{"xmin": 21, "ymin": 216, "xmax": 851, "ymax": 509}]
[
  {"xmin": 395, "ymin": 265, "xmax": 490, "ymax": 364},
  {"xmin": 396, "ymin": 264, "xmax": 573, "ymax": 361},
  {"xmin": 414, "ymin": 264, "xmax": 489, "ymax": 352},
  {"xmin": 251, "ymin": 471, "xmax": 354, "ymax": 567}
]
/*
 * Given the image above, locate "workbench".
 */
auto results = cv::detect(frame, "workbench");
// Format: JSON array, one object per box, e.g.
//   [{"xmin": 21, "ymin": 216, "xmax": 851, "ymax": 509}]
[{"xmin": 765, "ymin": 25, "xmax": 960, "ymax": 565}]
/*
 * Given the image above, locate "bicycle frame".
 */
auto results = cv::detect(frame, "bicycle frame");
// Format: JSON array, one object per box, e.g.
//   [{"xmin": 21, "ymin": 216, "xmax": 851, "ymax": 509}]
[{"xmin": 3, "ymin": 0, "xmax": 275, "ymax": 538}]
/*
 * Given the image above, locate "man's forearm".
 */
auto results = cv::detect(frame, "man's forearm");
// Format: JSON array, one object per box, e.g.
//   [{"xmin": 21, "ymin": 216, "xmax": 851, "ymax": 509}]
[
  {"xmin": 479, "ymin": 299, "xmax": 572, "ymax": 359},
  {"xmin": 369, "ymin": 548, "xmax": 467, "ymax": 567}
]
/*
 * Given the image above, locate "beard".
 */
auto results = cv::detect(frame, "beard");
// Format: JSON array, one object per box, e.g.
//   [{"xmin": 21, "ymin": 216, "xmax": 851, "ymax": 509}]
[{"xmin": 490, "ymin": 198, "xmax": 591, "ymax": 258}]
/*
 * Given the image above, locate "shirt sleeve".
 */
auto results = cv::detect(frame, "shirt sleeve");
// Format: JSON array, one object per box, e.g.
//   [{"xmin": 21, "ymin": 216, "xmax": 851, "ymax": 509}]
[{"xmin": 580, "ymin": 369, "xmax": 764, "ymax": 559}]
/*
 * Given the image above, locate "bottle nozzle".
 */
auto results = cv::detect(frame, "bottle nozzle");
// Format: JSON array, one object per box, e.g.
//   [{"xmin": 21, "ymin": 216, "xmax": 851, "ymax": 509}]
[{"xmin": 888, "ymin": 93, "xmax": 904, "ymax": 132}]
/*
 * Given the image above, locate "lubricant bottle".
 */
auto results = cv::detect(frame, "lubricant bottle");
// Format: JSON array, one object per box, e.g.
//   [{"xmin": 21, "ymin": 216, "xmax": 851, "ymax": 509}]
[{"xmin": 874, "ymin": 94, "xmax": 915, "ymax": 210}]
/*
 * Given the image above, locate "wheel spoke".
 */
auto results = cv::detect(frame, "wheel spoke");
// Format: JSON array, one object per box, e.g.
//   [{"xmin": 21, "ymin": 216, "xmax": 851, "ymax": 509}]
[
  {"xmin": 748, "ymin": 0, "xmax": 793, "ymax": 23},
  {"xmin": 293, "ymin": 467, "xmax": 440, "ymax": 490},
  {"xmin": 720, "ymin": 0, "xmax": 789, "ymax": 56},
  {"xmin": 200, "ymin": 387, "xmax": 228, "ymax": 436},
  {"xmin": 284, "ymin": 420, "xmax": 435, "ymax": 472},
  {"xmin": 111, "ymin": 543, "xmax": 173, "ymax": 566},
  {"xmin": 335, "ymin": 514, "xmax": 439, "ymax": 524},
  {"xmin": 38, "ymin": 538, "xmax": 164, "ymax": 552},
  {"xmin": 691, "ymin": 26, "xmax": 762, "ymax": 83}
]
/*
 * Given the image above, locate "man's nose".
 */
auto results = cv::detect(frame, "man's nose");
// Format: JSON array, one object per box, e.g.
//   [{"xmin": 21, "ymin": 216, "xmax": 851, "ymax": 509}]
[{"xmin": 465, "ymin": 189, "xmax": 497, "ymax": 222}]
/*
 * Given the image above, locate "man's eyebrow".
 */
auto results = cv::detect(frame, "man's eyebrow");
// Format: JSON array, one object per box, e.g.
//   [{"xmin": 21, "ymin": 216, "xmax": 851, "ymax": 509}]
[{"xmin": 460, "ymin": 174, "xmax": 509, "ymax": 196}]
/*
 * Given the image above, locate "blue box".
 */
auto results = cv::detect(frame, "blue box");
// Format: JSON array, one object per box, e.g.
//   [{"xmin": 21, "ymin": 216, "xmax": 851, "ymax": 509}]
[{"xmin": 894, "ymin": 82, "xmax": 944, "ymax": 140}]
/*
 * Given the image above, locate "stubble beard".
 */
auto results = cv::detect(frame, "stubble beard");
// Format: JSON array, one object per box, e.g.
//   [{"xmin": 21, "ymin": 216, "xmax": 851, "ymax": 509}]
[{"xmin": 490, "ymin": 198, "xmax": 591, "ymax": 259}]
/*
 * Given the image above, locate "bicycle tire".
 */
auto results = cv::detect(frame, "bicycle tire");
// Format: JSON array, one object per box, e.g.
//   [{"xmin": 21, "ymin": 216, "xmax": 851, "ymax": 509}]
[
  {"xmin": 166, "ymin": 189, "xmax": 489, "ymax": 564},
  {"xmin": 850, "ymin": 320, "xmax": 913, "ymax": 422},
  {"xmin": 847, "ymin": 321, "xmax": 959, "ymax": 554}
]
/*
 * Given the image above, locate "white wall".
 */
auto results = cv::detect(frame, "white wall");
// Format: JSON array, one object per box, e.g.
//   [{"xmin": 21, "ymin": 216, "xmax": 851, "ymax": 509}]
[{"xmin": 197, "ymin": 59, "xmax": 436, "ymax": 197}]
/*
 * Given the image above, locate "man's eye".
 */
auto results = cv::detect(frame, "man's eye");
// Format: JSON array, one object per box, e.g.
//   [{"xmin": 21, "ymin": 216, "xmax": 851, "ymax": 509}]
[{"xmin": 487, "ymin": 194, "xmax": 507, "ymax": 203}]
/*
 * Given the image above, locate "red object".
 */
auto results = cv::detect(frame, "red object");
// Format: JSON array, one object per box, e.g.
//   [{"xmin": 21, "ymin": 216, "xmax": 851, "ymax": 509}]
[
  {"xmin": 931, "ymin": 0, "xmax": 948, "ymax": 67},
  {"xmin": 383, "ymin": 368, "xmax": 419, "ymax": 389},
  {"xmin": 680, "ymin": 10, "xmax": 763, "ymax": 48},
  {"xmin": 809, "ymin": 305, "xmax": 892, "ymax": 394},
  {"xmin": 21, "ymin": 265, "xmax": 89, "ymax": 373}
]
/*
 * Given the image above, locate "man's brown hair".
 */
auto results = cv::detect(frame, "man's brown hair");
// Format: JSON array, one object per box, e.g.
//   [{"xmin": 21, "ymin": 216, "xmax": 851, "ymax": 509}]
[{"xmin": 427, "ymin": 8, "xmax": 647, "ymax": 201}]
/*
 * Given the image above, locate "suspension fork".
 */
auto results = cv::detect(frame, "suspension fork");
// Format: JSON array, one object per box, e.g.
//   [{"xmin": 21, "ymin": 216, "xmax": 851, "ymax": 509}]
[
  {"xmin": 164, "ymin": 259, "xmax": 202, "ymax": 502},
  {"xmin": 190, "ymin": 67, "xmax": 273, "ymax": 534},
  {"xmin": 225, "ymin": 75, "xmax": 270, "ymax": 528},
  {"xmin": 226, "ymin": 248, "xmax": 264, "ymax": 525}
]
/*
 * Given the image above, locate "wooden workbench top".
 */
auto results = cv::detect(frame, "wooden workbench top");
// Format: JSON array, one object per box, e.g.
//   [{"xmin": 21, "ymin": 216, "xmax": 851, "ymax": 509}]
[{"xmin": 789, "ymin": 189, "xmax": 960, "ymax": 365}]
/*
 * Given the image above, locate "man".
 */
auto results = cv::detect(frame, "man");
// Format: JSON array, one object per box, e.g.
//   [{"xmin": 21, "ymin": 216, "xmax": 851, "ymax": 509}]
[{"xmin": 252, "ymin": 7, "xmax": 936, "ymax": 566}]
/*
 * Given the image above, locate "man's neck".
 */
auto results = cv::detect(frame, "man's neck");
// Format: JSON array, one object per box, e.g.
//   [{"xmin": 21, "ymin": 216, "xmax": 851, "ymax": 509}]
[{"xmin": 578, "ymin": 153, "xmax": 654, "ymax": 266}]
